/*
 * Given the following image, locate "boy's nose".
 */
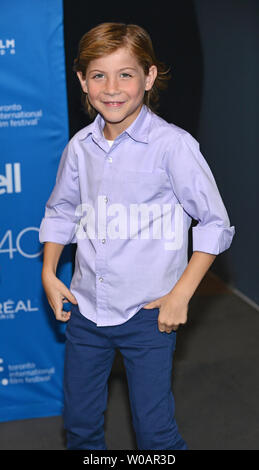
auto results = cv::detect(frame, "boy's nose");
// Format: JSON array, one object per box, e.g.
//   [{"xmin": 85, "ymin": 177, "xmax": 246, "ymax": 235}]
[{"xmin": 104, "ymin": 78, "xmax": 120, "ymax": 94}]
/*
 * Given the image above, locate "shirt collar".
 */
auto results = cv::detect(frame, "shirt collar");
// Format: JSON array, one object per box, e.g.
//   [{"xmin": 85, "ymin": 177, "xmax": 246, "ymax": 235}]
[{"xmin": 78, "ymin": 103, "xmax": 153, "ymax": 144}]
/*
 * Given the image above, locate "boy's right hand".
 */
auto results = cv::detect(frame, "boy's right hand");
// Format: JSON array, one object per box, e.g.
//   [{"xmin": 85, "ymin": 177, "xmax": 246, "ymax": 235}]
[{"xmin": 41, "ymin": 270, "xmax": 78, "ymax": 322}]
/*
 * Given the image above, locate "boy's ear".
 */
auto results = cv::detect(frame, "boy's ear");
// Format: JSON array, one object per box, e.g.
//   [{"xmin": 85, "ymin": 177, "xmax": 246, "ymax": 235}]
[
  {"xmin": 76, "ymin": 71, "xmax": 88, "ymax": 94},
  {"xmin": 145, "ymin": 65, "xmax": 158, "ymax": 92}
]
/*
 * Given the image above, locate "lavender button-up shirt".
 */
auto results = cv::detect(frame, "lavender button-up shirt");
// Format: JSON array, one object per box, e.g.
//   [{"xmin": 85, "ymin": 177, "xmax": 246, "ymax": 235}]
[{"xmin": 39, "ymin": 104, "xmax": 235, "ymax": 326}]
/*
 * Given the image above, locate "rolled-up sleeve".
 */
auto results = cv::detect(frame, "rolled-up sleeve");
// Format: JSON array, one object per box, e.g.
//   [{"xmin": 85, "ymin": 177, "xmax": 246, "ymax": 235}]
[
  {"xmin": 39, "ymin": 141, "xmax": 81, "ymax": 245},
  {"xmin": 165, "ymin": 132, "xmax": 235, "ymax": 255}
]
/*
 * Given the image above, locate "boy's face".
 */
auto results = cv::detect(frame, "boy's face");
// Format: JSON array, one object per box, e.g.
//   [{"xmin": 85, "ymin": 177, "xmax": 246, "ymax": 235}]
[{"xmin": 77, "ymin": 46, "xmax": 157, "ymax": 139}]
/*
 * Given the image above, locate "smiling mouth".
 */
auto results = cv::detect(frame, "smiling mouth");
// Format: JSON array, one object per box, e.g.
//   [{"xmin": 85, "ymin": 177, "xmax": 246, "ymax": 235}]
[{"xmin": 102, "ymin": 101, "xmax": 125, "ymax": 106}]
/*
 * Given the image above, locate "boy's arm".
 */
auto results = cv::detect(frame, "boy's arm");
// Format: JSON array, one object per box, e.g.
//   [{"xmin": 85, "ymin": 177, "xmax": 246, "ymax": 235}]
[
  {"xmin": 164, "ymin": 132, "xmax": 235, "ymax": 256},
  {"xmin": 144, "ymin": 132, "xmax": 235, "ymax": 332},
  {"xmin": 169, "ymin": 251, "xmax": 216, "ymax": 302},
  {"xmin": 41, "ymin": 242, "xmax": 78, "ymax": 322},
  {"xmin": 39, "ymin": 140, "xmax": 81, "ymax": 246},
  {"xmin": 144, "ymin": 251, "xmax": 216, "ymax": 332},
  {"xmin": 42, "ymin": 241, "xmax": 65, "ymax": 276},
  {"xmin": 39, "ymin": 141, "xmax": 80, "ymax": 321}
]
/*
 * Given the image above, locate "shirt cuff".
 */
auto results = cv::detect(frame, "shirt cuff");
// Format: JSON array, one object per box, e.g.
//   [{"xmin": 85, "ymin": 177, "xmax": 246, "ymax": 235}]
[
  {"xmin": 192, "ymin": 224, "xmax": 235, "ymax": 255},
  {"xmin": 39, "ymin": 218, "xmax": 77, "ymax": 245}
]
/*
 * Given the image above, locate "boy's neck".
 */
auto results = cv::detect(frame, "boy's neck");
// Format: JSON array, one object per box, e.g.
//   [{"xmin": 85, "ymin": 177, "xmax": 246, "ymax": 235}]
[
  {"xmin": 103, "ymin": 126, "xmax": 115, "ymax": 140},
  {"xmin": 102, "ymin": 130, "xmax": 114, "ymax": 141}
]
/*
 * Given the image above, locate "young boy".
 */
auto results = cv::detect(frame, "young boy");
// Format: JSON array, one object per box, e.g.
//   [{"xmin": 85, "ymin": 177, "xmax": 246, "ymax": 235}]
[{"xmin": 39, "ymin": 22, "xmax": 235, "ymax": 450}]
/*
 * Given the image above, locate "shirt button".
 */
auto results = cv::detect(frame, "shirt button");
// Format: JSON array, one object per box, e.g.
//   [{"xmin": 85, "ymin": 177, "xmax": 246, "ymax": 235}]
[
  {"xmin": 101, "ymin": 238, "xmax": 106, "ymax": 243},
  {"xmin": 104, "ymin": 196, "xmax": 108, "ymax": 203},
  {"xmin": 99, "ymin": 277, "xmax": 103, "ymax": 282},
  {"xmin": 107, "ymin": 156, "xmax": 112, "ymax": 163}
]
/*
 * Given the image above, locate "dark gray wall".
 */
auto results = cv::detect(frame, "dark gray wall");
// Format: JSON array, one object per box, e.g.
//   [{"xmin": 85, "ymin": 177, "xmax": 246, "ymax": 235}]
[{"xmin": 193, "ymin": 0, "xmax": 259, "ymax": 304}]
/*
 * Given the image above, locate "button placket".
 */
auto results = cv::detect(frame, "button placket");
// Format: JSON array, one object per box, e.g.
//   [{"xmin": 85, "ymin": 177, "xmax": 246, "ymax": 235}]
[{"xmin": 95, "ymin": 152, "xmax": 111, "ymax": 321}]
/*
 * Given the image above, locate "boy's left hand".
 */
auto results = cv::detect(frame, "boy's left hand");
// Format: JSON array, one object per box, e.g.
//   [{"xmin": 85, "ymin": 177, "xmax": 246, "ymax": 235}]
[{"xmin": 142, "ymin": 291, "xmax": 189, "ymax": 333}]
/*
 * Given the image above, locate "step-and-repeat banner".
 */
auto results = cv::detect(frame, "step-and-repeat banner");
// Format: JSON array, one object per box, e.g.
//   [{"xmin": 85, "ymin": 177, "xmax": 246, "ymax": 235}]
[{"xmin": 0, "ymin": 0, "xmax": 72, "ymax": 421}]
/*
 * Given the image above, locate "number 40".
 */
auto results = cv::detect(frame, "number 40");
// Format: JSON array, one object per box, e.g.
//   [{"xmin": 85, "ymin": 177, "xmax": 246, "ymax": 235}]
[{"xmin": 0, "ymin": 228, "xmax": 43, "ymax": 259}]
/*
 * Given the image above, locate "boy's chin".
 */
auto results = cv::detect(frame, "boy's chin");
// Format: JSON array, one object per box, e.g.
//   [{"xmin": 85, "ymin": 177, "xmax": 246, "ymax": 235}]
[{"xmin": 99, "ymin": 109, "xmax": 130, "ymax": 124}]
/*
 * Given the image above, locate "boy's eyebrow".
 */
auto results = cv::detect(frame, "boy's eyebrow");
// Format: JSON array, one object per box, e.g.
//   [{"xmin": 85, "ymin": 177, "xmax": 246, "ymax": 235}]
[{"xmin": 88, "ymin": 67, "xmax": 137, "ymax": 73}]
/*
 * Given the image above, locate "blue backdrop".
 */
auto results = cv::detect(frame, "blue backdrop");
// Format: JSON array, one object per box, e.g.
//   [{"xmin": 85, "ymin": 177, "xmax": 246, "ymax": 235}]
[{"xmin": 0, "ymin": 0, "xmax": 71, "ymax": 421}]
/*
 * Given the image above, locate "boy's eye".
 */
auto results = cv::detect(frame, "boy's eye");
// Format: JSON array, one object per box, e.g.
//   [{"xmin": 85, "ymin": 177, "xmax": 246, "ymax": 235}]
[
  {"xmin": 92, "ymin": 74, "xmax": 103, "ymax": 79},
  {"xmin": 92, "ymin": 72, "xmax": 132, "ymax": 79}
]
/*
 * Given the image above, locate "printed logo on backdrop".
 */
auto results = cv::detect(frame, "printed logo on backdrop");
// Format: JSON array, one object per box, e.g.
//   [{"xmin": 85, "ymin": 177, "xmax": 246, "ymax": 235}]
[
  {"xmin": 0, "ymin": 228, "xmax": 43, "ymax": 258},
  {"xmin": 0, "ymin": 163, "xmax": 21, "ymax": 194},
  {"xmin": 0, "ymin": 0, "xmax": 69, "ymax": 422},
  {"xmin": 0, "ymin": 104, "xmax": 43, "ymax": 128},
  {"xmin": 0, "ymin": 39, "xmax": 15, "ymax": 56},
  {"xmin": 0, "ymin": 299, "xmax": 38, "ymax": 321},
  {"xmin": 0, "ymin": 358, "xmax": 55, "ymax": 387}
]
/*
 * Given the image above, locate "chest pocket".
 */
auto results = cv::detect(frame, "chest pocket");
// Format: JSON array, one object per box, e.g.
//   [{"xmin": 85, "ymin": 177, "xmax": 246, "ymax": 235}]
[{"xmin": 114, "ymin": 170, "xmax": 168, "ymax": 204}]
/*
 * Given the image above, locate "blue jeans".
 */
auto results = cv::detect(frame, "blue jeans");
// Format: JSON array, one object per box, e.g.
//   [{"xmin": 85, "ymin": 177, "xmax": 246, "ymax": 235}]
[{"xmin": 63, "ymin": 304, "xmax": 188, "ymax": 450}]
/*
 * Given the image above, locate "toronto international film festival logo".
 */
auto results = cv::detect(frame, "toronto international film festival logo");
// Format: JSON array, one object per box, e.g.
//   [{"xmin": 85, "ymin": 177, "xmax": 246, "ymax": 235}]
[{"xmin": 74, "ymin": 196, "xmax": 184, "ymax": 251}]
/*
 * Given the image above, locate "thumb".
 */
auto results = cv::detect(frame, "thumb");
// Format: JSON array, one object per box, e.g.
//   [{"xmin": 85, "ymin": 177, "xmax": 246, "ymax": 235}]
[
  {"xmin": 62, "ymin": 288, "xmax": 78, "ymax": 305},
  {"xmin": 143, "ymin": 300, "xmax": 159, "ymax": 309}
]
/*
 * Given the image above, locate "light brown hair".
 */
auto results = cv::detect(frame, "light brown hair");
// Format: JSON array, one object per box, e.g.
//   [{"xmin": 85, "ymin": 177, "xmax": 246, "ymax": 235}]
[{"xmin": 73, "ymin": 22, "xmax": 172, "ymax": 119}]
